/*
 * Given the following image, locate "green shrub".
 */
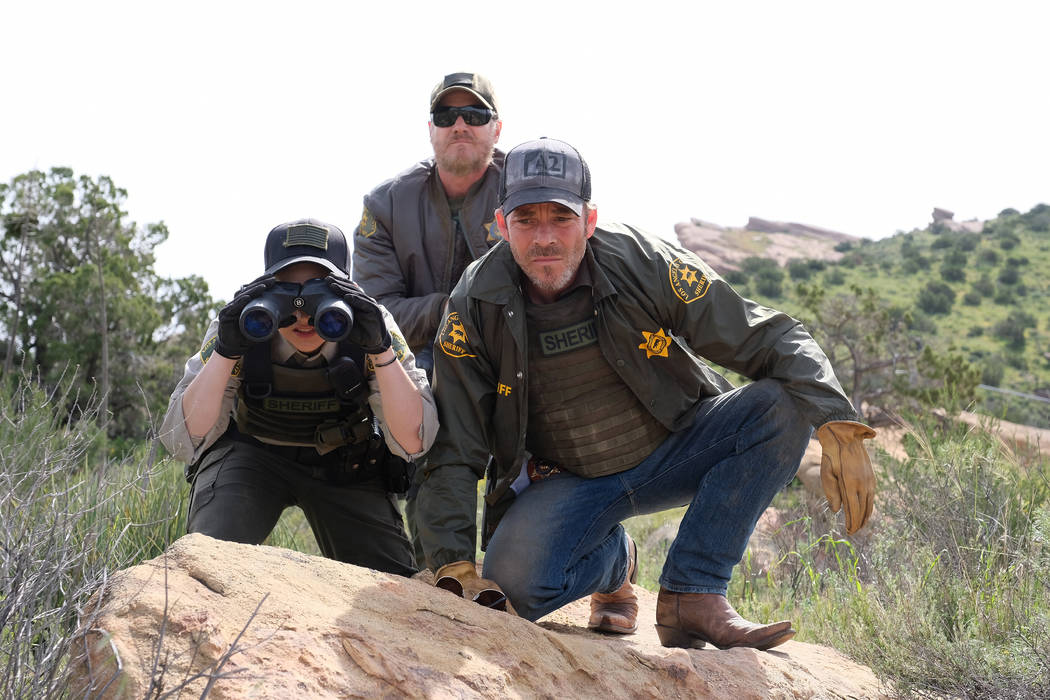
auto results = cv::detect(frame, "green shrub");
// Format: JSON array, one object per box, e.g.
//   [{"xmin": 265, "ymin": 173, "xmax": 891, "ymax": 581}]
[
  {"xmin": 723, "ymin": 269, "xmax": 748, "ymax": 285},
  {"xmin": 972, "ymin": 275, "xmax": 995, "ymax": 296},
  {"xmin": 917, "ymin": 281, "xmax": 956, "ymax": 315},
  {"xmin": 994, "ymin": 286, "xmax": 1015, "ymax": 305},
  {"xmin": 953, "ymin": 232, "xmax": 981, "ymax": 252},
  {"xmin": 754, "ymin": 273, "xmax": 783, "ymax": 299},
  {"xmin": 1021, "ymin": 203, "xmax": 1050, "ymax": 232},
  {"xmin": 994, "ymin": 311, "xmax": 1037, "ymax": 350},
  {"xmin": 787, "ymin": 259, "xmax": 813, "ymax": 281},
  {"xmin": 980, "ymin": 359, "xmax": 1004, "ymax": 387},
  {"xmin": 978, "ymin": 249, "xmax": 1001, "ymax": 266},
  {"xmin": 998, "ymin": 266, "xmax": 1020, "ymax": 285},
  {"xmin": 824, "ymin": 269, "xmax": 846, "ymax": 286},
  {"xmin": 940, "ymin": 263, "xmax": 966, "ymax": 283}
]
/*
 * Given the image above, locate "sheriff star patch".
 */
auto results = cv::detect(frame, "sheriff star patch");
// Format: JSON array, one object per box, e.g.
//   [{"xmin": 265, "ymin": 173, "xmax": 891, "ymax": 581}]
[
  {"xmin": 485, "ymin": 219, "xmax": 502, "ymax": 243},
  {"xmin": 357, "ymin": 207, "xmax": 377, "ymax": 238},
  {"xmin": 439, "ymin": 311, "xmax": 476, "ymax": 358},
  {"xmin": 639, "ymin": 328, "xmax": 672, "ymax": 359},
  {"xmin": 669, "ymin": 257, "xmax": 711, "ymax": 303}
]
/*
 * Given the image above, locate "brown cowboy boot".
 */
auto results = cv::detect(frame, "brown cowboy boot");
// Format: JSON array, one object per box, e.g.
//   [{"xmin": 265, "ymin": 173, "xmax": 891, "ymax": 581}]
[
  {"xmin": 588, "ymin": 535, "xmax": 638, "ymax": 634},
  {"xmin": 655, "ymin": 587, "xmax": 795, "ymax": 650}
]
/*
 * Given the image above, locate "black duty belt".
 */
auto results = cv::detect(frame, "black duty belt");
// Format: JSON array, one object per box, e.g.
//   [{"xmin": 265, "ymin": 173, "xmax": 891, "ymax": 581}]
[{"xmin": 225, "ymin": 428, "xmax": 380, "ymax": 483}]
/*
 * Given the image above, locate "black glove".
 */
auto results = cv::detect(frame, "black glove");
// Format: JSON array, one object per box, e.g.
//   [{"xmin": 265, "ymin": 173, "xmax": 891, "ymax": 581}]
[
  {"xmin": 215, "ymin": 274, "xmax": 276, "ymax": 359},
  {"xmin": 325, "ymin": 275, "xmax": 392, "ymax": 355}
]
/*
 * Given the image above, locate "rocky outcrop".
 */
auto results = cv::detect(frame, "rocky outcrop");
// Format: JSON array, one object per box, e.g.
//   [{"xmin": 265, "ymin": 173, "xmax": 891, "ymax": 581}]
[
  {"xmin": 674, "ymin": 216, "xmax": 858, "ymax": 273},
  {"xmin": 931, "ymin": 207, "xmax": 984, "ymax": 233},
  {"xmin": 744, "ymin": 217, "xmax": 854, "ymax": 242},
  {"xmin": 72, "ymin": 533, "xmax": 888, "ymax": 699}
]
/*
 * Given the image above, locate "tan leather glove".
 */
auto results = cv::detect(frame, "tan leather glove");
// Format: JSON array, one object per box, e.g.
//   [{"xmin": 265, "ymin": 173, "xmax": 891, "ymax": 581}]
[
  {"xmin": 816, "ymin": 420, "xmax": 877, "ymax": 535},
  {"xmin": 434, "ymin": 561, "xmax": 517, "ymax": 615}
]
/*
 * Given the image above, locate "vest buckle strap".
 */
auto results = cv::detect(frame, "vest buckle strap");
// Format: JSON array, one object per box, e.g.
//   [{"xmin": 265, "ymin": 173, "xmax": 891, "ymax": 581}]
[{"xmin": 244, "ymin": 382, "xmax": 272, "ymax": 399}]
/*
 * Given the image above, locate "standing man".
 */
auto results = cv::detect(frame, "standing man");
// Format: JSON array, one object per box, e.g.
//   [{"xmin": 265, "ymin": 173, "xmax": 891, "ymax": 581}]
[
  {"xmin": 352, "ymin": 71, "xmax": 505, "ymax": 375},
  {"xmin": 417, "ymin": 138, "xmax": 877, "ymax": 650},
  {"xmin": 352, "ymin": 72, "xmax": 505, "ymax": 564}
]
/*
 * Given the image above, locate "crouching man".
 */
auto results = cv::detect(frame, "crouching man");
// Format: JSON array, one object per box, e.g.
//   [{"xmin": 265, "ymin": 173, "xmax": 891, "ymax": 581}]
[{"xmin": 415, "ymin": 139, "xmax": 875, "ymax": 649}]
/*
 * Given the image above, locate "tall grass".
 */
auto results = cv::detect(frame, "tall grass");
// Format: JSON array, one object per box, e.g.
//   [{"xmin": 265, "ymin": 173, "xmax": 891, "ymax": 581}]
[{"xmin": 0, "ymin": 373, "xmax": 184, "ymax": 699}]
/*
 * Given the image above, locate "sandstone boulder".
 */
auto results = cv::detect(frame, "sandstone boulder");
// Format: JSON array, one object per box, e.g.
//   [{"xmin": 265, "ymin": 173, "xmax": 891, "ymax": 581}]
[{"xmin": 72, "ymin": 534, "xmax": 888, "ymax": 699}]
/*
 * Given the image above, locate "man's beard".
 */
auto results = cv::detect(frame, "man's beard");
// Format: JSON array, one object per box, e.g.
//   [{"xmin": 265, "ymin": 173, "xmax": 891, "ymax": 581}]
[
  {"xmin": 436, "ymin": 146, "xmax": 492, "ymax": 177},
  {"xmin": 514, "ymin": 243, "xmax": 585, "ymax": 299}
]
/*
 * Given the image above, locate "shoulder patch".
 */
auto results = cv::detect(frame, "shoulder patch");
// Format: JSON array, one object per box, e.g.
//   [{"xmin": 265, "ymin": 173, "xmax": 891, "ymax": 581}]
[
  {"xmin": 439, "ymin": 311, "xmax": 476, "ymax": 358},
  {"xmin": 357, "ymin": 207, "xmax": 377, "ymax": 238},
  {"xmin": 200, "ymin": 335, "xmax": 218, "ymax": 364},
  {"xmin": 367, "ymin": 330, "xmax": 410, "ymax": 371},
  {"xmin": 669, "ymin": 257, "xmax": 711, "ymax": 303},
  {"xmin": 390, "ymin": 329, "xmax": 409, "ymax": 360},
  {"xmin": 485, "ymin": 219, "xmax": 502, "ymax": 244},
  {"xmin": 199, "ymin": 336, "xmax": 242, "ymax": 375}
]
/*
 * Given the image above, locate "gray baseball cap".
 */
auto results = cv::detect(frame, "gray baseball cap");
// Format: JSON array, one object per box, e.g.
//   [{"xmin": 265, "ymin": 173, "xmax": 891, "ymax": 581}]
[
  {"xmin": 429, "ymin": 72, "xmax": 499, "ymax": 112},
  {"xmin": 499, "ymin": 138, "xmax": 592, "ymax": 216},
  {"xmin": 263, "ymin": 219, "xmax": 350, "ymax": 276}
]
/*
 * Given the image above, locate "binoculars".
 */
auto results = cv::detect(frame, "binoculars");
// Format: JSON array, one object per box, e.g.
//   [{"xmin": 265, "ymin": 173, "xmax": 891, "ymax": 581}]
[{"xmin": 239, "ymin": 279, "xmax": 353, "ymax": 343}]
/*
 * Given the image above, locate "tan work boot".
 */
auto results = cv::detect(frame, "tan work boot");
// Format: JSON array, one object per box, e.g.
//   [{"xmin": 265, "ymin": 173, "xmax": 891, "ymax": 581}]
[
  {"xmin": 655, "ymin": 587, "xmax": 795, "ymax": 650},
  {"xmin": 588, "ymin": 535, "xmax": 638, "ymax": 634}
]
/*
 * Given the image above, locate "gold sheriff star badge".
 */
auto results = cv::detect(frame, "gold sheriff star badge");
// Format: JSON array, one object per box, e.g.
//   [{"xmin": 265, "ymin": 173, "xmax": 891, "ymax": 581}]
[{"xmin": 639, "ymin": 328, "xmax": 672, "ymax": 359}]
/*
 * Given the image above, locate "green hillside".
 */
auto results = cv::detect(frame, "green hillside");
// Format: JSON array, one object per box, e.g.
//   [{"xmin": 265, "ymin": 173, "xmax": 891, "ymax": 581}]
[{"xmin": 720, "ymin": 203, "xmax": 1050, "ymax": 428}]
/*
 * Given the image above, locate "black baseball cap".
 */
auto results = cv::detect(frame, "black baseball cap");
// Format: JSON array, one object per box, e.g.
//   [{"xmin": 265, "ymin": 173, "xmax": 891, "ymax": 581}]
[
  {"xmin": 429, "ymin": 72, "xmax": 498, "ymax": 113},
  {"xmin": 499, "ymin": 138, "xmax": 592, "ymax": 216},
  {"xmin": 263, "ymin": 219, "xmax": 350, "ymax": 276}
]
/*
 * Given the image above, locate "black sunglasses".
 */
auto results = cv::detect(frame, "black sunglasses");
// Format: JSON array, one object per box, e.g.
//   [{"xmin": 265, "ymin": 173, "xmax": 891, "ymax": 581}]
[{"xmin": 431, "ymin": 105, "xmax": 496, "ymax": 128}]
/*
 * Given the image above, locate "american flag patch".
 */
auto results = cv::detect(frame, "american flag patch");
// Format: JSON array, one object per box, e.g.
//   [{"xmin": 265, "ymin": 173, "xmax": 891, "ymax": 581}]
[{"xmin": 285, "ymin": 223, "xmax": 328, "ymax": 250}]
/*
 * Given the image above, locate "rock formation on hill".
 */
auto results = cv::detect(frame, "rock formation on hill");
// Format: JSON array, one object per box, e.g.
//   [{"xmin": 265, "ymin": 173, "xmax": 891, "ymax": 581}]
[
  {"xmin": 930, "ymin": 207, "xmax": 983, "ymax": 233},
  {"xmin": 673, "ymin": 216, "xmax": 858, "ymax": 273},
  {"xmin": 72, "ymin": 533, "xmax": 888, "ymax": 699}
]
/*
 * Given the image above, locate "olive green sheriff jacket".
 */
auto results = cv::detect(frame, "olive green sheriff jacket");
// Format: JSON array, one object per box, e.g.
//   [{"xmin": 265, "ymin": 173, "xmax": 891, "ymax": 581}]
[{"xmin": 417, "ymin": 223, "xmax": 858, "ymax": 570}]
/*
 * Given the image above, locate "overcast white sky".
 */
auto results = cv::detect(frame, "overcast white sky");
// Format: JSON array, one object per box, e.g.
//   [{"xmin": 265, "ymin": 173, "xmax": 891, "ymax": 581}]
[{"xmin": 3, "ymin": 1, "xmax": 1047, "ymax": 298}]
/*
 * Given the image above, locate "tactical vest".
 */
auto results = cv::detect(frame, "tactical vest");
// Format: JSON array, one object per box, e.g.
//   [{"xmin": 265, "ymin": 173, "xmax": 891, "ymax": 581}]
[
  {"xmin": 525, "ymin": 287, "xmax": 669, "ymax": 478},
  {"xmin": 234, "ymin": 341, "xmax": 376, "ymax": 456}
]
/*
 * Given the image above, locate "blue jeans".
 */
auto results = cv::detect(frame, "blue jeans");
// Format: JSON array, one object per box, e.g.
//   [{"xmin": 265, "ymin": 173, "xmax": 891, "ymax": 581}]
[{"xmin": 482, "ymin": 379, "xmax": 810, "ymax": 622}]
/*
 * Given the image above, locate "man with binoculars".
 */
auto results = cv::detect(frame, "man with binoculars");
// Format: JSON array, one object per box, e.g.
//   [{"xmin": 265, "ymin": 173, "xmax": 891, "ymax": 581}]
[{"xmin": 160, "ymin": 218, "xmax": 437, "ymax": 576}]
